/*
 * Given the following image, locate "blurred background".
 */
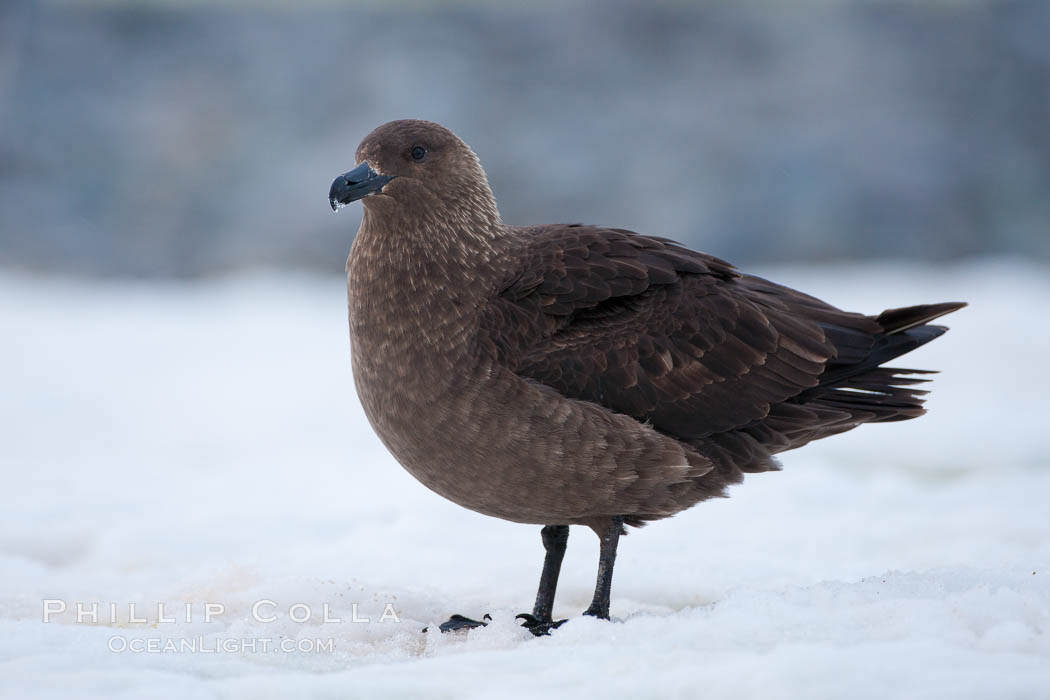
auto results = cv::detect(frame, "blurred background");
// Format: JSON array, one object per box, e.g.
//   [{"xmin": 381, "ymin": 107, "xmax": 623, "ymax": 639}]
[
  {"xmin": 4, "ymin": 2, "xmax": 1050, "ymax": 694},
  {"xmin": 2, "ymin": 0, "xmax": 1047, "ymax": 277}
]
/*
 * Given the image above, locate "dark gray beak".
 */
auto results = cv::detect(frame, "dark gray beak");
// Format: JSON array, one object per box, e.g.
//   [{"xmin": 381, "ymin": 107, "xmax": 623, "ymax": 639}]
[{"xmin": 329, "ymin": 163, "xmax": 395, "ymax": 210}]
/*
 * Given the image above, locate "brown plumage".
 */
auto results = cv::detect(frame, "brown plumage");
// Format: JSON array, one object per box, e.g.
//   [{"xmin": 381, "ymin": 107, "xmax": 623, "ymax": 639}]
[{"xmin": 329, "ymin": 119, "xmax": 965, "ymax": 632}]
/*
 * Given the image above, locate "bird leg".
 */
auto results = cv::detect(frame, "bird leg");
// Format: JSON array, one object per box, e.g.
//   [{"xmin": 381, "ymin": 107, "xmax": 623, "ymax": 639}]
[
  {"xmin": 515, "ymin": 524, "xmax": 570, "ymax": 636},
  {"xmin": 533, "ymin": 524, "xmax": 570, "ymax": 619},
  {"xmin": 583, "ymin": 516, "xmax": 624, "ymax": 620},
  {"xmin": 434, "ymin": 518, "xmax": 622, "ymax": 636}
]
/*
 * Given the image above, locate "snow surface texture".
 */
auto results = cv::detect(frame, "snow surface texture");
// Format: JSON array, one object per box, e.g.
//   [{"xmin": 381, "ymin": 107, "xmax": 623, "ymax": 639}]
[{"xmin": 1, "ymin": 261, "xmax": 1048, "ymax": 699}]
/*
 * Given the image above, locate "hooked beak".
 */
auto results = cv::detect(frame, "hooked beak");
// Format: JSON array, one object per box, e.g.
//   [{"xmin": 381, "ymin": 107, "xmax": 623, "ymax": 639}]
[{"xmin": 329, "ymin": 162, "xmax": 395, "ymax": 210}]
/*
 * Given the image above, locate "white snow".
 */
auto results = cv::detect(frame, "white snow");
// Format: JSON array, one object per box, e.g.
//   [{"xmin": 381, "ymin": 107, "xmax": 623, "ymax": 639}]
[{"xmin": 1, "ymin": 260, "xmax": 1048, "ymax": 699}]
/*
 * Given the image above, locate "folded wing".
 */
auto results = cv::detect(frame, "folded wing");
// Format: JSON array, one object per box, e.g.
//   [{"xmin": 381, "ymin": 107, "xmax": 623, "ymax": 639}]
[{"xmin": 488, "ymin": 225, "xmax": 961, "ymax": 479}]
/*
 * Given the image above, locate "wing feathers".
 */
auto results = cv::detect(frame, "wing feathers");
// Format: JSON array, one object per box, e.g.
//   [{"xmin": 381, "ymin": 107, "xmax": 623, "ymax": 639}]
[{"xmin": 491, "ymin": 225, "xmax": 961, "ymax": 481}]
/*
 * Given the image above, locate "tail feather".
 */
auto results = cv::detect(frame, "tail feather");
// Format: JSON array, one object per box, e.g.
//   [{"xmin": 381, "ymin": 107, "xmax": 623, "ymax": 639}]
[
  {"xmin": 875, "ymin": 301, "xmax": 967, "ymax": 334},
  {"xmin": 793, "ymin": 301, "xmax": 965, "ymax": 429},
  {"xmin": 814, "ymin": 324, "xmax": 946, "ymax": 389},
  {"xmin": 710, "ymin": 300, "xmax": 965, "ymax": 462},
  {"xmin": 815, "ymin": 300, "xmax": 966, "ymax": 389}
]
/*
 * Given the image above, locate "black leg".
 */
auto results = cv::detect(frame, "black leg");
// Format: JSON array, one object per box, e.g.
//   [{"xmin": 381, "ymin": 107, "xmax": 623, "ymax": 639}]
[
  {"xmin": 516, "ymin": 524, "xmax": 570, "ymax": 636},
  {"xmin": 583, "ymin": 516, "xmax": 624, "ymax": 620},
  {"xmin": 533, "ymin": 524, "xmax": 570, "ymax": 619}
]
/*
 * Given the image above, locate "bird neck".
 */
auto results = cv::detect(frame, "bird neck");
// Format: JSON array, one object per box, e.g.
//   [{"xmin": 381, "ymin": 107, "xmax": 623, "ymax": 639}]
[
  {"xmin": 353, "ymin": 204, "xmax": 500, "ymax": 288},
  {"xmin": 346, "ymin": 209, "xmax": 506, "ymax": 354},
  {"xmin": 346, "ymin": 211, "xmax": 505, "ymax": 412}
]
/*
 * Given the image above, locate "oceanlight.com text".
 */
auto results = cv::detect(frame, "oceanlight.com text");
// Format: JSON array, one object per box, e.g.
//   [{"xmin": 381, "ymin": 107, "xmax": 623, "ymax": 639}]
[{"xmin": 107, "ymin": 636, "xmax": 336, "ymax": 654}]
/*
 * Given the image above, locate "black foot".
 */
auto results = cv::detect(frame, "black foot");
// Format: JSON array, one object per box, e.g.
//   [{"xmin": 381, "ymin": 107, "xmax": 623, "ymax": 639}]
[
  {"xmin": 515, "ymin": 613, "xmax": 568, "ymax": 637},
  {"xmin": 422, "ymin": 613, "xmax": 491, "ymax": 633},
  {"xmin": 582, "ymin": 606, "xmax": 610, "ymax": 620}
]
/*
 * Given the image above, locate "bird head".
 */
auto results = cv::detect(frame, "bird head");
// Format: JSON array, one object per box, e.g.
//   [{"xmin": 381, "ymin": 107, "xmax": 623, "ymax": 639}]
[{"xmin": 329, "ymin": 120, "xmax": 500, "ymax": 232}]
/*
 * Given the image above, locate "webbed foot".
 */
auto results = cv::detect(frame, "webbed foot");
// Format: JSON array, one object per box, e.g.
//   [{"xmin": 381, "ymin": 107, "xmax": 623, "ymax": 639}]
[
  {"xmin": 515, "ymin": 613, "xmax": 568, "ymax": 637},
  {"xmin": 423, "ymin": 613, "xmax": 491, "ymax": 633}
]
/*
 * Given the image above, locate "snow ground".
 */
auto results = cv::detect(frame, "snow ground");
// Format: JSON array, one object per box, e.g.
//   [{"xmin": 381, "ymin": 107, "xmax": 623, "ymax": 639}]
[{"xmin": 1, "ymin": 260, "xmax": 1048, "ymax": 699}]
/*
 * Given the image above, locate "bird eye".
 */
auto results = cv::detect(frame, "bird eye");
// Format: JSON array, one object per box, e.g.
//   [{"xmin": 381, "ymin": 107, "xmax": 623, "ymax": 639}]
[{"xmin": 410, "ymin": 146, "xmax": 426, "ymax": 161}]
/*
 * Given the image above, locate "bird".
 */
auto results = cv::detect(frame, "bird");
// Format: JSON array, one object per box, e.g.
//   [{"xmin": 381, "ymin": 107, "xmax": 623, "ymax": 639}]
[{"xmin": 328, "ymin": 119, "xmax": 965, "ymax": 635}]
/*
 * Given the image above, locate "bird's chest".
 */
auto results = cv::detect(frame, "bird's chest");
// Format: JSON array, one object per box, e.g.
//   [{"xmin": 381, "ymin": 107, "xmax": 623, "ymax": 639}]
[{"xmin": 346, "ymin": 269, "xmax": 488, "ymax": 454}]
